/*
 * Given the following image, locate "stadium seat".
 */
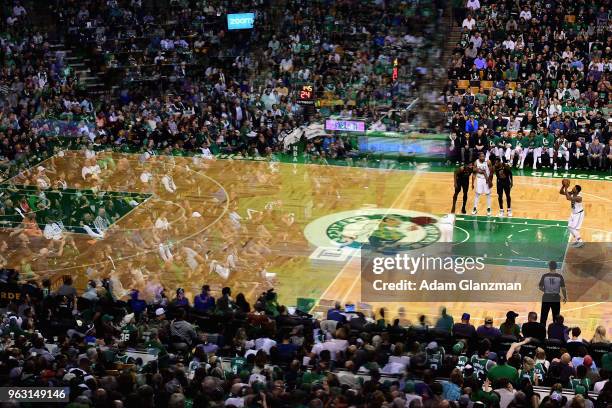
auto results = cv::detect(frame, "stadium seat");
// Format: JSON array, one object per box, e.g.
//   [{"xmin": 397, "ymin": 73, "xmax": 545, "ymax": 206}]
[
  {"xmin": 388, "ymin": 326, "xmax": 408, "ymax": 343},
  {"xmin": 545, "ymin": 338, "xmax": 565, "ymax": 359},
  {"xmin": 481, "ymin": 81, "xmax": 493, "ymax": 90},
  {"xmin": 457, "ymin": 80, "xmax": 470, "ymax": 90},
  {"xmin": 408, "ymin": 327, "xmax": 429, "ymax": 343},
  {"xmin": 565, "ymin": 341, "xmax": 589, "ymax": 357},
  {"xmin": 588, "ymin": 342, "xmax": 611, "ymax": 366},
  {"xmin": 494, "ymin": 335, "xmax": 518, "ymax": 355},
  {"xmin": 519, "ymin": 339, "xmax": 542, "ymax": 358},
  {"xmin": 428, "ymin": 328, "xmax": 454, "ymax": 349}
]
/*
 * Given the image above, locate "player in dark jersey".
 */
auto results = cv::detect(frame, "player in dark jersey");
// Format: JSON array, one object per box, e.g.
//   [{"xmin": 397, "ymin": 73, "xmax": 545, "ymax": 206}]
[
  {"xmin": 494, "ymin": 158, "xmax": 513, "ymax": 217},
  {"xmin": 538, "ymin": 260, "xmax": 567, "ymax": 326},
  {"xmin": 451, "ymin": 163, "xmax": 473, "ymax": 214}
]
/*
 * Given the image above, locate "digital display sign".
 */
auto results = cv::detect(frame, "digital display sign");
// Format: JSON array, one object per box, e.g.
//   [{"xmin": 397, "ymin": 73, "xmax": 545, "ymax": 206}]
[
  {"xmin": 299, "ymin": 85, "xmax": 313, "ymax": 100},
  {"xmin": 325, "ymin": 119, "xmax": 366, "ymax": 132},
  {"xmin": 297, "ymin": 85, "xmax": 315, "ymax": 106},
  {"xmin": 358, "ymin": 136, "xmax": 447, "ymax": 158},
  {"xmin": 227, "ymin": 13, "xmax": 255, "ymax": 30}
]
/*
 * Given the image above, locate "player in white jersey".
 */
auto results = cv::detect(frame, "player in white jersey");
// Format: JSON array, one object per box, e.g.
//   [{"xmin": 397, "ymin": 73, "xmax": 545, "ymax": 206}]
[
  {"xmin": 471, "ymin": 152, "xmax": 493, "ymax": 216},
  {"xmin": 560, "ymin": 181, "xmax": 584, "ymax": 248}
]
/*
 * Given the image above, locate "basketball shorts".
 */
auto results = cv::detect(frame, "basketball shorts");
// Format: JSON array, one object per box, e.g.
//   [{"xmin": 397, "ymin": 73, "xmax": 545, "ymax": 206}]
[
  {"xmin": 475, "ymin": 177, "xmax": 491, "ymax": 195},
  {"xmin": 568, "ymin": 211, "xmax": 584, "ymax": 230}
]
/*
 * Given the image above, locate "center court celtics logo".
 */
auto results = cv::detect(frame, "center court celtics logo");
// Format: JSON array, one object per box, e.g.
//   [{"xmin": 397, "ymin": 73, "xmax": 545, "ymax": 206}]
[{"xmin": 304, "ymin": 209, "xmax": 443, "ymax": 252}]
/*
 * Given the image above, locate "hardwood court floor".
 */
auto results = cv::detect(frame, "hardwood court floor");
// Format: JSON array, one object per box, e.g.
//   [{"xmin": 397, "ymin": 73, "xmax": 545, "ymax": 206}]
[{"xmin": 1, "ymin": 151, "xmax": 610, "ymax": 336}]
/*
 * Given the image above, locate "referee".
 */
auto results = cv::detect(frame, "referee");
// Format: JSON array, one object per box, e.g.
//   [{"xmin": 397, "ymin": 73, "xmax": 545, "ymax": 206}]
[{"xmin": 538, "ymin": 261, "xmax": 567, "ymax": 326}]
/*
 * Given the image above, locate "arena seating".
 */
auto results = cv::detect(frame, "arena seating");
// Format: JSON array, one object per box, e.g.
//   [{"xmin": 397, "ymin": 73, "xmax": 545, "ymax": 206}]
[
  {"xmin": 0, "ymin": 0, "xmax": 611, "ymax": 407},
  {"xmin": 445, "ymin": 0, "xmax": 611, "ymax": 171}
]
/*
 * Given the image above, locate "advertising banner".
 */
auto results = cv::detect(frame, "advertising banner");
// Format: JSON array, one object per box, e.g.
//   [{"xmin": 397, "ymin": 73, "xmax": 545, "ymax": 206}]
[{"xmin": 227, "ymin": 13, "xmax": 255, "ymax": 30}]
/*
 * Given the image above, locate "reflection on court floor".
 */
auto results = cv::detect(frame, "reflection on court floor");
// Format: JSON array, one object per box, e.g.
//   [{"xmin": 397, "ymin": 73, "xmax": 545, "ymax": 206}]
[{"xmin": 0, "ymin": 151, "xmax": 609, "ymax": 336}]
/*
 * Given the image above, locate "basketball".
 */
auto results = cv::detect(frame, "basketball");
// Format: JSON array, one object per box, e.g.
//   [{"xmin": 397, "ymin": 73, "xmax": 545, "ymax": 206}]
[{"xmin": 562, "ymin": 179, "xmax": 570, "ymax": 188}]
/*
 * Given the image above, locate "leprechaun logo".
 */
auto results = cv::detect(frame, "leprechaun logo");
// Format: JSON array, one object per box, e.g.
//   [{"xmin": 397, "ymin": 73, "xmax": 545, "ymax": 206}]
[{"xmin": 304, "ymin": 209, "xmax": 442, "ymax": 252}]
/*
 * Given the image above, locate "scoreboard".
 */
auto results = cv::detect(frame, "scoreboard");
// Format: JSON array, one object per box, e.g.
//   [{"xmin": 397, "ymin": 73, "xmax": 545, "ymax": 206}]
[
  {"xmin": 297, "ymin": 85, "xmax": 314, "ymax": 106},
  {"xmin": 297, "ymin": 84, "xmax": 315, "ymax": 119}
]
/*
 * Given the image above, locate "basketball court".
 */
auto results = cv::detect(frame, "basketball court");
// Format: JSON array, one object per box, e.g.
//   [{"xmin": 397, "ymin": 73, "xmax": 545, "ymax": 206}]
[{"xmin": 1, "ymin": 151, "xmax": 610, "ymax": 336}]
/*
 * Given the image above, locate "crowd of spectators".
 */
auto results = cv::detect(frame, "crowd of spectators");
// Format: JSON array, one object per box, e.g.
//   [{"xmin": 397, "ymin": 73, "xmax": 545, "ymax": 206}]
[
  {"xmin": 1, "ymin": 1, "xmax": 611, "ymax": 406},
  {"xmin": 0, "ymin": 271, "xmax": 610, "ymax": 407},
  {"xmin": 1, "ymin": 0, "xmax": 447, "ymax": 182},
  {"xmin": 445, "ymin": 0, "xmax": 612, "ymax": 171},
  {"xmin": 2, "ymin": 0, "xmax": 611, "ymax": 178}
]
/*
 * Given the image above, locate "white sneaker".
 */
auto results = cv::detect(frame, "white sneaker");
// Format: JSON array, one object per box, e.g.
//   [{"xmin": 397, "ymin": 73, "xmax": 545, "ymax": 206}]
[
  {"xmin": 161, "ymin": 175, "xmax": 177, "ymax": 193},
  {"xmin": 507, "ymin": 209, "xmax": 512, "ymax": 217},
  {"xmin": 499, "ymin": 209, "xmax": 504, "ymax": 217},
  {"xmin": 471, "ymin": 207, "xmax": 477, "ymax": 215},
  {"xmin": 572, "ymin": 240, "xmax": 585, "ymax": 248},
  {"xmin": 212, "ymin": 262, "xmax": 230, "ymax": 280},
  {"xmin": 487, "ymin": 208, "xmax": 492, "ymax": 216}
]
